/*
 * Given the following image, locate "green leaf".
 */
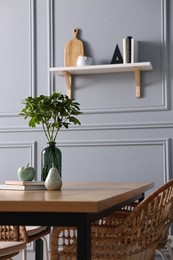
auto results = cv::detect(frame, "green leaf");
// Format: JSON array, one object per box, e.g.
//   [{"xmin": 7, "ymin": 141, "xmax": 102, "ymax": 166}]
[{"xmin": 19, "ymin": 92, "xmax": 82, "ymax": 142}]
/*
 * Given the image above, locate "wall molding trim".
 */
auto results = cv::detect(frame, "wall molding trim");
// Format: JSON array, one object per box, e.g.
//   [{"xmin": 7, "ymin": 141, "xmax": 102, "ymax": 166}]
[
  {"xmin": 47, "ymin": 0, "xmax": 54, "ymax": 95},
  {"xmin": 58, "ymin": 137, "xmax": 171, "ymax": 183},
  {"xmin": 0, "ymin": 0, "xmax": 35, "ymax": 118},
  {"xmin": 0, "ymin": 141, "xmax": 36, "ymax": 169},
  {"xmin": 2, "ymin": 121, "xmax": 173, "ymax": 132},
  {"xmin": 48, "ymin": 0, "xmax": 168, "ymax": 114},
  {"xmin": 29, "ymin": 0, "xmax": 36, "ymax": 98},
  {"xmin": 161, "ymin": 0, "xmax": 169, "ymax": 110}
]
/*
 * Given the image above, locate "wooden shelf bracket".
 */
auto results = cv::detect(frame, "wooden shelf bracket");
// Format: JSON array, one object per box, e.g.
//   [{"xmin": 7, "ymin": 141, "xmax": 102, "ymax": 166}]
[
  {"xmin": 134, "ymin": 67, "xmax": 141, "ymax": 98},
  {"xmin": 63, "ymin": 71, "xmax": 72, "ymax": 98}
]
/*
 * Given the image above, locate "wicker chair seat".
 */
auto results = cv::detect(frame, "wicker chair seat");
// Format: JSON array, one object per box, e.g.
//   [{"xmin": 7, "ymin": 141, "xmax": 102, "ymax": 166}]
[
  {"xmin": 0, "ymin": 241, "xmax": 26, "ymax": 259},
  {"xmin": 19, "ymin": 226, "xmax": 50, "ymax": 243},
  {"xmin": 0, "ymin": 225, "xmax": 50, "ymax": 260}
]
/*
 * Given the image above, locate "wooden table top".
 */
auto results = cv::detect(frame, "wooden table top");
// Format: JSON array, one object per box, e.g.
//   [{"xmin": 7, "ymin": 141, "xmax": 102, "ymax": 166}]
[{"xmin": 0, "ymin": 182, "xmax": 154, "ymax": 213}]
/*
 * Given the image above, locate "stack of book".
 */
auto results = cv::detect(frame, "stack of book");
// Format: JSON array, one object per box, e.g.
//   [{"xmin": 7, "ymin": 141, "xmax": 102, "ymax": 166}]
[
  {"xmin": 123, "ymin": 36, "xmax": 138, "ymax": 63},
  {"xmin": 0, "ymin": 181, "xmax": 46, "ymax": 190}
]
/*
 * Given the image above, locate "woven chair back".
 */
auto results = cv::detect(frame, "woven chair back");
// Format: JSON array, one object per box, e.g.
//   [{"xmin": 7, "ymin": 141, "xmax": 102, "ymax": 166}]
[
  {"xmin": 50, "ymin": 179, "xmax": 173, "ymax": 260},
  {"xmin": 0, "ymin": 226, "xmax": 20, "ymax": 241}
]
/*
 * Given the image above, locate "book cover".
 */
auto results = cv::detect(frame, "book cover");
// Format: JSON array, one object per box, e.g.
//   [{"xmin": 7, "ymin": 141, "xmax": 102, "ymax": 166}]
[
  {"xmin": 0, "ymin": 181, "xmax": 46, "ymax": 190},
  {"xmin": 5, "ymin": 181, "xmax": 44, "ymax": 186},
  {"xmin": 123, "ymin": 38, "xmax": 128, "ymax": 64},
  {"xmin": 131, "ymin": 38, "xmax": 138, "ymax": 63},
  {"xmin": 123, "ymin": 36, "xmax": 138, "ymax": 63},
  {"xmin": 123, "ymin": 37, "xmax": 132, "ymax": 63},
  {"xmin": 127, "ymin": 36, "xmax": 132, "ymax": 63},
  {"xmin": 0, "ymin": 184, "xmax": 46, "ymax": 191}
]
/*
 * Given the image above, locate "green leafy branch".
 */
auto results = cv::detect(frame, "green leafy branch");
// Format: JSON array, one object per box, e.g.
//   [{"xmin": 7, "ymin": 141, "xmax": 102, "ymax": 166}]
[{"xmin": 20, "ymin": 92, "xmax": 82, "ymax": 142}]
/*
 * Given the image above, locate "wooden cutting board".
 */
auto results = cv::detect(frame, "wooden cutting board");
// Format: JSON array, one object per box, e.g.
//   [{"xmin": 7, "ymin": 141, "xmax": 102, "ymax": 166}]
[{"xmin": 64, "ymin": 28, "xmax": 84, "ymax": 67}]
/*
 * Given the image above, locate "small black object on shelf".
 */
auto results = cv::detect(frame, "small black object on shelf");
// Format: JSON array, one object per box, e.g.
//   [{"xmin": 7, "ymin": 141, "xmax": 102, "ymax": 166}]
[{"xmin": 111, "ymin": 44, "xmax": 123, "ymax": 64}]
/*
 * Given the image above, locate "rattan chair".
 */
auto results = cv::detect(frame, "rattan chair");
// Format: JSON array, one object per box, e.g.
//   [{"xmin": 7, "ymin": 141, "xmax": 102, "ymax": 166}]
[
  {"xmin": 0, "ymin": 226, "xmax": 26, "ymax": 260},
  {"xmin": 50, "ymin": 179, "xmax": 173, "ymax": 260},
  {"xmin": 20, "ymin": 226, "xmax": 50, "ymax": 260},
  {"xmin": 0, "ymin": 225, "xmax": 50, "ymax": 260},
  {"xmin": 0, "ymin": 241, "xmax": 26, "ymax": 259}
]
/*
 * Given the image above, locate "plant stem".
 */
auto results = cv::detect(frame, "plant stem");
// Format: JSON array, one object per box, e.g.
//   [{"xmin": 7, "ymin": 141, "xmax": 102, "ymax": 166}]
[{"xmin": 42, "ymin": 123, "xmax": 50, "ymax": 142}]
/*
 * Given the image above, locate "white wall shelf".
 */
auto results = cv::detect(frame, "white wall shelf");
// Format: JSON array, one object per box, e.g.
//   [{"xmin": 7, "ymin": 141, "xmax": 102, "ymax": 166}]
[{"xmin": 50, "ymin": 62, "xmax": 153, "ymax": 98}]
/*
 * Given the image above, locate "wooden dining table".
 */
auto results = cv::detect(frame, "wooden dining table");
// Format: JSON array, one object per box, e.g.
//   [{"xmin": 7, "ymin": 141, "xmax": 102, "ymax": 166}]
[{"xmin": 0, "ymin": 181, "xmax": 154, "ymax": 260}]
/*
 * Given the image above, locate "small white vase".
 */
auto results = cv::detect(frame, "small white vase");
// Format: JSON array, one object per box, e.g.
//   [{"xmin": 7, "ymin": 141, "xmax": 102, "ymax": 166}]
[
  {"xmin": 45, "ymin": 163, "xmax": 62, "ymax": 191},
  {"xmin": 76, "ymin": 55, "xmax": 93, "ymax": 66}
]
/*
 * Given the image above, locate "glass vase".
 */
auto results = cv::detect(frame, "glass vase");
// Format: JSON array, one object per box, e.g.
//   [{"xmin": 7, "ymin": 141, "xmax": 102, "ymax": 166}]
[{"xmin": 41, "ymin": 142, "xmax": 62, "ymax": 181}]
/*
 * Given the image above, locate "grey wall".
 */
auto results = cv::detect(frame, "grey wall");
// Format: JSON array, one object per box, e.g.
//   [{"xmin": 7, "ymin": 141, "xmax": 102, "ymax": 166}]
[{"xmin": 0, "ymin": 0, "xmax": 172, "ymax": 259}]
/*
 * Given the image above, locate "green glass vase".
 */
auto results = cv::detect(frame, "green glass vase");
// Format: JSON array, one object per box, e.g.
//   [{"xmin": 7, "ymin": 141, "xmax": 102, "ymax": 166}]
[{"xmin": 41, "ymin": 142, "xmax": 62, "ymax": 181}]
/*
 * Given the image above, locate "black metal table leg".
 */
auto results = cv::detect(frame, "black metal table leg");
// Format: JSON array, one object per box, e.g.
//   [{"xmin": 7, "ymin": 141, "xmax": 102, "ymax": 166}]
[
  {"xmin": 77, "ymin": 218, "xmax": 91, "ymax": 260},
  {"xmin": 35, "ymin": 239, "xmax": 43, "ymax": 260}
]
